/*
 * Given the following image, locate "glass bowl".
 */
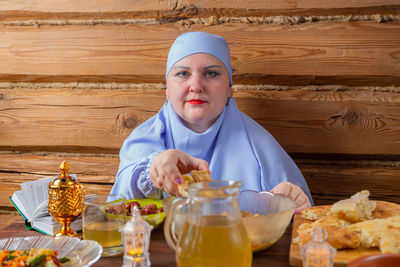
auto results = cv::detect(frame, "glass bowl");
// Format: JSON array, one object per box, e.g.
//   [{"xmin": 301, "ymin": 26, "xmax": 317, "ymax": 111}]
[
  {"xmin": 239, "ymin": 190, "xmax": 296, "ymax": 252},
  {"xmin": 0, "ymin": 235, "xmax": 102, "ymax": 266}
]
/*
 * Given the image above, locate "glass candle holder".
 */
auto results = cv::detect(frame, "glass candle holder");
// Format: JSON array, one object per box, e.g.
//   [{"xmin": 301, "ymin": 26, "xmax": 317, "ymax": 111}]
[
  {"xmin": 301, "ymin": 226, "xmax": 336, "ymax": 267},
  {"xmin": 120, "ymin": 206, "xmax": 153, "ymax": 267}
]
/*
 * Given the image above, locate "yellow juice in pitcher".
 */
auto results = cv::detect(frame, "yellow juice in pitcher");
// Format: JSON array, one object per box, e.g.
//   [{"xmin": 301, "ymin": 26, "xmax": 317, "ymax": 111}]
[
  {"xmin": 83, "ymin": 221, "xmax": 122, "ymax": 248},
  {"xmin": 177, "ymin": 215, "xmax": 252, "ymax": 267}
]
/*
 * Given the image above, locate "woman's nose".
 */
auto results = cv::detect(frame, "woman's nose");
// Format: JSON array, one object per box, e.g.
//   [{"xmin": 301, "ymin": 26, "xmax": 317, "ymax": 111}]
[{"xmin": 189, "ymin": 74, "xmax": 204, "ymax": 93}]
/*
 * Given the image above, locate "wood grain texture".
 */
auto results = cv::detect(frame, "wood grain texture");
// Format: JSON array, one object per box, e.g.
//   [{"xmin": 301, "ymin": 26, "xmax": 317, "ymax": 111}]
[
  {"xmin": 1, "ymin": 0, "xmax": 399, "ymax": 19},
  {"xmin": 0, "ymin": 211, "xmax": 20, "ymax": 229},
  {"xmin": 1, "ymin": 22, "xmax": 399, "ymax": 85},
  {"xmin": 298, "ymin": 163, "xmax": 400, "ymax": 205},
  {"xmin": 1, "ymin": 172, "xmax": 113, "ymax": 210},
  {"xmin": 1, "ymin": 0, "xmax": 399, "ymax": 217},
  {"xmin": 0, "ymin": 154, "xmax": 119, "ymax": 178},
  {"xmin": 0, "ymin": 153, "xmax": 399, "ymax": 209},
  {"xmin": 0, "ymin": 87, "xmax": 164, "ymax": 153},
  {"xmin": 1, "ymin": 87, "xmax": 400, "ymax": 155}
]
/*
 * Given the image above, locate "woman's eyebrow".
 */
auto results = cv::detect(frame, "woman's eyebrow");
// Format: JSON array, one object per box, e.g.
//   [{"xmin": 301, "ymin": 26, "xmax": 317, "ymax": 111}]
[
  {"xmin": 204, "ymin": 65, "xmax": 223, "ymax": 70},
  {"xmin": 172, "ymin": 65, "xmax": 222, "ymax": 70},
  {"xmin": 173, "ymin": 65, "xmax": 190, "ymax": 70}
]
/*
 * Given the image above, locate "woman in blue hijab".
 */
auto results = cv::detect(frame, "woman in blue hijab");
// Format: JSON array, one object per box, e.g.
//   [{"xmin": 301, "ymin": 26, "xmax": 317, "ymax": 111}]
[{"xmin": 110, "ymin": 31, "xmax": 313, "ymax": 211}]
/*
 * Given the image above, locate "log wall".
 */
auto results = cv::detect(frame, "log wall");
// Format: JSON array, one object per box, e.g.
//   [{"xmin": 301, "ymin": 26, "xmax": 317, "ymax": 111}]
[{"xmin": 1, "ymin": 1, "xmax": 399, "ymax": 210}]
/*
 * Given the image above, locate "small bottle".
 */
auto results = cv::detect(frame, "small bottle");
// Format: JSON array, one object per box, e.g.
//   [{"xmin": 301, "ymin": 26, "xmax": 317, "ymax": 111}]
[
  {"xmin": 300, "ymin": 226, "xmax": 336, "ymax": 267},
  {"xmin": 120, "ymin": 206, "xmax": 153, "ymax": 267}
]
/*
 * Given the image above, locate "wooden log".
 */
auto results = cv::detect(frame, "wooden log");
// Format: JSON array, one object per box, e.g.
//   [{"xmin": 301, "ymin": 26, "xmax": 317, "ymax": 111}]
[
  {"xmin": 1, "ymin": 172, "xmax": 113, "ymax": 210},
  {"xmin": 0, "ymin": 87, "xmax": 164, "ymax": 153},
  {"xmin": 0, "ymin": 154, "xmax": 119, "ymax": 178},
  {"xmin": 1, "ymin": 0, "xmax": 399, "ymax": 20},
  {"xmin": 0, "ymin": 22, "xmax": 399, "ymax": 85},
  {"xmin": 298, "ymin": 162, "xmax": 400, "ymax": 205},
  {"xmin": 1, "ymin": 87, "xmax": 400, "ymax": 155},
  {"xmin": 1, "ymin": 168, "xmax": 398, "ymax": 209},
  {"xmin": 0, "ymin": 153, "xmax": 399, "ymax": 209}
]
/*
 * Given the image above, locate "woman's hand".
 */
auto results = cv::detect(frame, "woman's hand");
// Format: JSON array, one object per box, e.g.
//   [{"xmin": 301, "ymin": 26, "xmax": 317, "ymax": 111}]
[
  {"xmin": 149, "ymin": 149, "xmax": 209, "ymax": 196},
  {"xmin": 270, "ymin": 182, "xmax": 311, "ymax": 212}
]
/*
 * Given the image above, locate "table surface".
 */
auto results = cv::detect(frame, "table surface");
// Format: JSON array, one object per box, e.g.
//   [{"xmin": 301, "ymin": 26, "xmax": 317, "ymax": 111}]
[{"xmin": 0, "ymin": 216, "xmax": 294, "ymax": 267}]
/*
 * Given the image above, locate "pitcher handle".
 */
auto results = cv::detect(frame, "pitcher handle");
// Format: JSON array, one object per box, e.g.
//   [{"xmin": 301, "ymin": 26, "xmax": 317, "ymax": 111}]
[{"xmin": 164, "ymin": 197, "xmax": 187, "ymax": 250}]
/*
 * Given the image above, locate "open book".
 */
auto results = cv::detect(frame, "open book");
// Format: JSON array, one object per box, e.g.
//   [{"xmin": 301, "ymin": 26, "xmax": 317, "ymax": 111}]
[{"xmin": 9, "ymin": 177, "xmax": 84, "ymax": 236}]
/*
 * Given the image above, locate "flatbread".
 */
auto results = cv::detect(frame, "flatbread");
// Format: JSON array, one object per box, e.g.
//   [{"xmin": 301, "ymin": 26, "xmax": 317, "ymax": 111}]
[
  {"xmin": 349, "ymin": 215, "xmax": 400, "ymax": 253},
  {"xmin": 295, "ymin": 191, "xmax": 400, "ymax": 254},
  {"xmin": 295, "ymin": 215, "xmax": 360, "ymax": 249},
  {"xmin": 178, "ymin": 170, "xmax": 212, "ymax": 197},
  {"xmin": 330, "ymin": 190, "xmax": 376, "ymax": 223},
  {"xmin": 300, "ymin": 205, "xmax": 330, "ymax": 221},
  {"xmin": 372, "ymin": 200, "xmax": 400, "ymax": 219}
]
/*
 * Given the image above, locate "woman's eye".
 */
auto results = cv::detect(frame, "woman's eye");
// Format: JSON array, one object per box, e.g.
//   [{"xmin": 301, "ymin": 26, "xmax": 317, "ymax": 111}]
[
  {"xmin": 205, "ymin": 71, "xmax": 219, "ymax": 78},
  {"xmin": 176, "ymin": 71, "xmax": 189, "ymax": 78}
]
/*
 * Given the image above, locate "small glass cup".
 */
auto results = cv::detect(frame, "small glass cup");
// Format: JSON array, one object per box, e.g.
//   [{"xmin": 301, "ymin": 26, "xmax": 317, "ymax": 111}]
[{"xmin": 82, "ymin": 194, "xmax": 126, "ymax": 257}]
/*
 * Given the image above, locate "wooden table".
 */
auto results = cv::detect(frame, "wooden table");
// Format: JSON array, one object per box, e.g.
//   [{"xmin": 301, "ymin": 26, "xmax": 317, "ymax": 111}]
[{"xmin": 0, "ymin": 216, "xmax": 293, "ymax": 266}]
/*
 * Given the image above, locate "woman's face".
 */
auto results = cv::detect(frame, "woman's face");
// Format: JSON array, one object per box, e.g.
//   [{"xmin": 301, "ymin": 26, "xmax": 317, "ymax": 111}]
[{"xmin": 166, "ymin": 53, "xmax": 232, "ymax": 133}]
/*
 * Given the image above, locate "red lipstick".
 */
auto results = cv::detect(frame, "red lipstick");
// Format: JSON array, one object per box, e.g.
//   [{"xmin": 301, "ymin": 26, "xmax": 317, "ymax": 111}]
[{"xmin": 187, "ymin": 99, "xmax": 205, "ymax": 105}]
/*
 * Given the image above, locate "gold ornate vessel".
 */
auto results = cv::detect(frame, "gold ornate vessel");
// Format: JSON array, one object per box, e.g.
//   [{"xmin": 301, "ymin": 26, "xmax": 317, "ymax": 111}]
[{"xmin": 48, "ymin": 160, "xmax": 85, "ymax": 237}]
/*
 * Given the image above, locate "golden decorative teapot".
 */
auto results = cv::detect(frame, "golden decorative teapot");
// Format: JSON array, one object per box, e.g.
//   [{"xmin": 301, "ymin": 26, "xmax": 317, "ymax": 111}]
[{"xmin": 48, "ymin": 161, "xmax": 85, "ymax": 237}]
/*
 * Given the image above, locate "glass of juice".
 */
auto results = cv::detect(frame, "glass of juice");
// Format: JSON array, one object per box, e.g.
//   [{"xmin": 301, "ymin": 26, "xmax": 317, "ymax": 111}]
[{"xmin": 82, "ymin": 194, "xmax": 125, "ymax": 257}]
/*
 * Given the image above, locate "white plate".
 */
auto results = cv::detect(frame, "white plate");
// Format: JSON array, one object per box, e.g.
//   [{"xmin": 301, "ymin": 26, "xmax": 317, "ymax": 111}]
[{"xmin": 0, "ymin": 235, "xmax": 102, "ymax": 267}]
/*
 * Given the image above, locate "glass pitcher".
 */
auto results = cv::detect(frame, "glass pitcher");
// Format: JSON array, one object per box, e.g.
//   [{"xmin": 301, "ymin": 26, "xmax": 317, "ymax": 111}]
[{"xmin": 164, "ymin": 180, "xmax": 252, "ymax": 267}]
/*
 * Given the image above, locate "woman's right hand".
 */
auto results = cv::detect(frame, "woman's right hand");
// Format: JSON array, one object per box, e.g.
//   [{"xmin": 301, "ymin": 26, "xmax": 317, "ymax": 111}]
[
  {"xmin": 149, "ymin": 149, "xmax": 209, "ymax": 196},
  {"xmin": 270, "ymin": 182, "xmax": 312, "ymax": 212}
]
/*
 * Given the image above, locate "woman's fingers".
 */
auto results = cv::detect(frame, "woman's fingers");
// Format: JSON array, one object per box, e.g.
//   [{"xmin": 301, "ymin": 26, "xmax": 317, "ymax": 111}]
[
  {"xmin": 271, "ymin": 182, "xmax": 311, "ymax": 211},
  {"xmin": 176, "ymin": 151, "xmax": 209, "ymax": 173},
  {"xmin": 149, "ymin": 149, "xmax": 209, "ymax": 196}
]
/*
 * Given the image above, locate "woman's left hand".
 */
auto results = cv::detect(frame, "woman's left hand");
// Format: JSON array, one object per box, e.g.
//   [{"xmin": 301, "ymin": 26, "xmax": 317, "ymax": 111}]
[{"xmin": 270, "ymin": 182, "xmax": 312, "ymax": 212}]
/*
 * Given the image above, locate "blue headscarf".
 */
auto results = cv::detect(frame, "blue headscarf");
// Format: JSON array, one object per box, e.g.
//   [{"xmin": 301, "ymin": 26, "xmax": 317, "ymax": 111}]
[
  {"xmin": 166, "ymin": 31, "xmax": 233, "ymax": 85},
  {"xmin": 112, "ymin": 32, "xmax": 313, "ymax": 204}
]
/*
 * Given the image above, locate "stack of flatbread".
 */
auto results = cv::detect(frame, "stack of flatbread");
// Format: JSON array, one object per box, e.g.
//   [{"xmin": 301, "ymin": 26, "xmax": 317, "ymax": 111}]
[
  {"xmin": 294, "ymin": 190, "xmax": 400, "ymax": 254},
  {"xmin": 178, "ymin": 170, "xmax": 212, "ymax": 197}
]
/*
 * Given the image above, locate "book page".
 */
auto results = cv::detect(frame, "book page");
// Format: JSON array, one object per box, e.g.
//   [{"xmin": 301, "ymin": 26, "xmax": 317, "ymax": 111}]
[
  {"xmin": 32, "ymin": 199, "xmax": 50, "ymax": 220},
  {"xmin": 10, "ymin": 190, "xmax": 31, "ymax": 220},
  {"xmin": 20, "ymin": 177, "xmax": 55, "ymax": 218}
]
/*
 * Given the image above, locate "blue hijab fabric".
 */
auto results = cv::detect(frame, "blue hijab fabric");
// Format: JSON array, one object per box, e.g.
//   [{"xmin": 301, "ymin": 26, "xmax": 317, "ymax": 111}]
[
  {"xmin": 113, "ymin": 98, "xmax": 312, "ymax": 203},
  {"xmin": 111, "ymin": 31, "xmax": 313, "ymax": 204},
  {"xmin": 166, "ymin": 31, "xmax": 233, "ymax": 85}
]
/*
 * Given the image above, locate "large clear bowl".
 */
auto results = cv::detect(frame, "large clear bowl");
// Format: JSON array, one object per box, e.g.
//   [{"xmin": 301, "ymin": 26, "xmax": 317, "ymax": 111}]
[{"xmin": 239, "ymin": 190, "xmax": 296, "ymax": 252}]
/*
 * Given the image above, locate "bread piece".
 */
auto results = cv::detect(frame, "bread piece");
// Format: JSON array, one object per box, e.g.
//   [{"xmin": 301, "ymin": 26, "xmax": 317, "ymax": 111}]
[
  {"xmin": 348, "ymin": 215, "xmax": 400, "ymax": 253},
  {"xmin": 190, "ymin": 170, "xmax": 212, "ymax": 183},
  {"xmin": 178, "ymin": 174, "xmax": 194, "ymax": 197},
  {"xmin": 295, "ymin": 215, "xmax": 359, "ymax": 249},
  {"xmin": 300, "ymin": 206, "xmax": 331, "ymax": 221},
  {"xmin": 330, "ymin": 190, "xmax": 376, "ymax": 223},
  {"xmin": 178, "ymin": 170, "xmax": 212, "ymax": 197},
  {"xmin": 379, "ymin": 229, "xmax": 400, "ymax": 254},
  {"xmin": 372, "ymin": 201, "xmax": 400, "ymax": 219}
]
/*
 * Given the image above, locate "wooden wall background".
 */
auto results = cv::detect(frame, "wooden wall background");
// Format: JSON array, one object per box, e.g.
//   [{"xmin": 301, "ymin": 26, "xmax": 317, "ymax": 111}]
[{"xmin": 1, "ymin": 1, "xmax": 400, "ymax": 213}]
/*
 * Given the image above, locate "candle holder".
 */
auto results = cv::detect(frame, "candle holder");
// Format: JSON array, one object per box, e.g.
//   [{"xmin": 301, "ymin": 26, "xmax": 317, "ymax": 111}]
[
  {"xmin": 120, "ymin": 206, "xmax": 153, "ymax": 267},
  {"xmin": 300, "ymin": 226, "xmax": 336, "ymax": 267},
  {"xmin": 48, "ymin": 161, "xmax": 85, "ymax": 237}
]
